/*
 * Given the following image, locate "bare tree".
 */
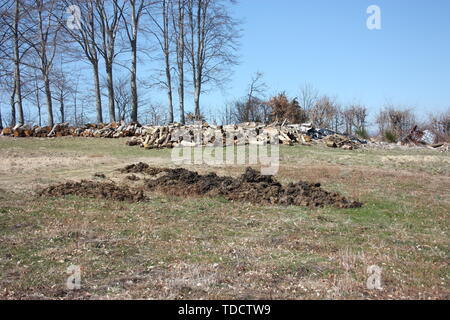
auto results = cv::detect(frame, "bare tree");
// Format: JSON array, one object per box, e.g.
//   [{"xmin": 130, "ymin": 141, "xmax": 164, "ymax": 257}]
[
  {"xmin": 426, "ymin": 108, "xmax": 450, "ymax": 142},
  {"xmin": 219, "ymin": 102, "xmax": 234, "ymax": 125},
  {"xmin": 116, "ymin": 0, "xmax": 146, "ymax": 123},
  {"xmin": 70, "ymin": 73, "xmax": 82, "ymax": 126},
  {"xmin": 147, "ymin": 0, "xmax": 174, "ymax": 123},
  {"xmin": 185, "ymin": 0, "xmax": 240, "ymax": 120},
  {"xmin": 32, "ymin": 69, "xmax": 42, "ymax": 126},
  {"xmin": 299, "ymin": 83, "xmax": 319, "ymax": 113},
  {"xmin": 12, "ymin": 0, "xmax": 25, "ymax": 125},
  {"xmin": 113, "ymin": 75, "xmax": 131, "ymax": 121},
  {"xmin": 0, "ymin": 0, "xmax": 27, "ymax": 125},
  {"xmin": 232, "ymin": 72, "xmax": 269, "ymax": 123},
  {"xmin": 61, "ymin": 0, "xmax": 104, "ymax": 123},
  {"xmin": 342, "ymin": 104, "xmax": 368, "ymax": 135},
  {"xmin": 94, "ymin": 0, "xmax": 124, "ymax": 122},
  {"xmin": 141, "ymin": 102, "xmax": 167, "ymax": 125},
  {"xmin": 308, "ymin": 96, "xmax": 339, "ymax": 129},
  {"xmin": 52, "ymin": 56, "xmax": 74, "ymax": 123},
  {"xmin": 22, "ymin": 0, "xmax": 62, "ymax": 127},
  {"xmin": 171, "ymin": 0, "xmax": 187, "ymax": 124},
  {"xmin": 245, "ymin": 72, "xmax": 266, "ymax": 121},
  {"xmin": 376, "ymin": 106, "xmax": 416, "ymax": 141}
]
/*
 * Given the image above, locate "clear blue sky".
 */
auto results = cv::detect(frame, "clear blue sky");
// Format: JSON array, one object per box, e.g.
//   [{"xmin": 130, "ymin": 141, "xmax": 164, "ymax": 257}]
[
  {"xmin": 200, "ymin": 0, "xmax": 450, "ymax": 123},
  {"xmin": 2, "ymin": 0, "xmax": 448, "ymax": 126}
]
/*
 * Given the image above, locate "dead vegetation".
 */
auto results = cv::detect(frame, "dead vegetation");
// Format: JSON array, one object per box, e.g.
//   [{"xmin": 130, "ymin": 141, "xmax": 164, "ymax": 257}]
[{"xmin": 0, "ymin": 137, "xmax": 448, "ymax": 300}]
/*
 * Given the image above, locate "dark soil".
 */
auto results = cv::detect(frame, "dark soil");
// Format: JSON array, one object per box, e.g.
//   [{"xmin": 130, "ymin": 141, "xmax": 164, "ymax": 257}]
[
  {"xmin": 139, "ymin": 166, "xmax": 362, "ymax": 209},
  {"xmin": 126, "ymin": 174, "xmax": 141, "ymax": 181},
  {"xmin": 93, "ymin": 173, "xmax": 106, "ymax": 179},
  {"xmin": 39, "ymin": 180, "xmax": 146, "ymax": 202},
  {"xmin": 118, "ymin": 162, "xmax": 171, "ymax": 176}
]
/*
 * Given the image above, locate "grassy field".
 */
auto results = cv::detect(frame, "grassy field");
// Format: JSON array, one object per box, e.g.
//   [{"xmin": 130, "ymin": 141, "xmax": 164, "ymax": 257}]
[{"xmin": 0, "ymin": 136, "xmax": 448, "ymax": 299}]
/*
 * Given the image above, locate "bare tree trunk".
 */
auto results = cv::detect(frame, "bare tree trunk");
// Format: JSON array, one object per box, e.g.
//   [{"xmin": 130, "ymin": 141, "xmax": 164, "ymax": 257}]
[
  {"xmin": 130, "ymin": 38, "xmax": 138, "ymax": 122},
  {"xmin": 175, "ymin": 0, "xmax": 185, "ymax": 124},
  {"xmin": 189, "ymin": 0, "xmax": 204, "ymax": 120},
  {"xmin": 194, "ymin": 1, "xmax": 201, "ymax": 120},
  {"xmin": 92, "ymin": 60, "xmax": 103, "ymax": 123},
  {"xmin": 106, "ymin": 62, "xmax": 116, "ymax": 122},
  {"xmin": 163, "ymin": 0, "xmax": 174, "ymax": 123},
  {"xmin": 44, "ymin": 72, "xmax": 54, "ymax": 127},
  {"xmin": 165, "ymin": 48, "xmax": 174, "ymax": 123},
  {"xmin": 59, "ymin": 91, "xmax": 65, "ymax": 123},
  {"xmin": 10, "ymin": 81, "xmax": 16, "ymax": 127},
  {"xmin": 37, "ymin": 95, "xmax": 42, "ymax": 127},
  {"xmin": 177, "ymin": 59, "xmax": 185, "ymax": 124},
  {"xmin": 194, "ymin": 84, "xmax": 201, "ymax": 119},
  {"xmin": 128, "ymin": 0, "xmax": 141, "ymax": 123},
  {"xmin": 0, "ymin": 107, "xmax": 3, "ymax": 129},
  {"xmin": 95, "ymin": 0, "xmax": 121, "ymax": 123},
  {"xmin": 13, "ymin": 0, "xmax": 24, "ymax": 125},
  {"xmin": 35, "ymin": 79, "xmax": 42, "ymax": 126}
]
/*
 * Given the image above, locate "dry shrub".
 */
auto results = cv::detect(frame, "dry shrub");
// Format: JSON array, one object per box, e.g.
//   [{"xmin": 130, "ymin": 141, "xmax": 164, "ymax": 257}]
[{"xmin": 267, "ymin": 93, "xmax": 308, "ymax": 124}]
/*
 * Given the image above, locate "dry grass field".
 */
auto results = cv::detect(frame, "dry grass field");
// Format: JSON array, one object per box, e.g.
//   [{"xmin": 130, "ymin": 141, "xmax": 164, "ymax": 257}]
[{"xmin": 0, "ymin": 136, "xmax": 448, "ymax": 299}]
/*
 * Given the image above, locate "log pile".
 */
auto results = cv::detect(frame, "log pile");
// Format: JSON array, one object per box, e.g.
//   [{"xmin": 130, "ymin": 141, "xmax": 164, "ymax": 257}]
[
  {"xmin": 126, "ymin": 122, "xmax": 364, "ymax": 150},
  {"xmin": 0, "ymin": 121, "xmax": 146, "ymax": 138},
  {"xmin": 1, "ymin": 121, "xmax": 367, "ymax": 150}
]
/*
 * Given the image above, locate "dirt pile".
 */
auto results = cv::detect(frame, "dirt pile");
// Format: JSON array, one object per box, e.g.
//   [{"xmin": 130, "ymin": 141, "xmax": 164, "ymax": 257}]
[
  {"xmin": 39, "ymin": 180, "xmax": 146, "ymax": 202},
  {"xmin": 119, "ymin": 162, "xmax": 167, "ymax": 175},
  {"xmin": 142, "ymin": 166, "xmax": 362, "ymax": 209}
]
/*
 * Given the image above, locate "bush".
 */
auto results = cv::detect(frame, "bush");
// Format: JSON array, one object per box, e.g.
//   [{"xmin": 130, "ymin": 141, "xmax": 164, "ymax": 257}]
[
  {"xmin": 267, "ymin": 93, "xmax": 308, "ymax": 124},
  {"xmin": 384, "ymin": 131, "xmax": 397, "ymax": 143}
]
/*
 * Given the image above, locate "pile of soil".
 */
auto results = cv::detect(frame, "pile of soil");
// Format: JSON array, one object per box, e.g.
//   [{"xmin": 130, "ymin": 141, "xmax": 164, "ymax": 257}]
[
  {"xmin": 119, "ymin": 162, "xmax": 167, "ymax": 175},
  {"xmin": 142, "ymin": 166, "xmax": 362, "ymax": 209},
  {"xmin": 39, "ymin": 180, "xmax": 146, "ymax": 202}
]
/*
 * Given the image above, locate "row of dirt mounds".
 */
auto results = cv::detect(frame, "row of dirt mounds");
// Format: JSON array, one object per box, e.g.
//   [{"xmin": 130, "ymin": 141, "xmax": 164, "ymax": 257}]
[
  {"xmin": 38, "ymin": 163, "xmax": 362, "ymax": 208},
  {"xmin": 38, "ymin": 180, "xmax": 146, "ymax": 202},
  {"xmin": 122, "ymin": 163, "xmax": 362, "ymax": 209}
]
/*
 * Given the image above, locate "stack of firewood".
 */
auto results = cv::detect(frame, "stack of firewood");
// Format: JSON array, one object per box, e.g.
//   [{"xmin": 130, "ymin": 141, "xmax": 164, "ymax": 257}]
[
  {"xmin": 0, "ymin": 121, "xmax": 147, "ymax": 138},
  {"xmin": 126, "ymin": 122, "xmax": 318, "ymax": 149},
  {"xmin": 1, "ymin": 121, "xmax": 366, "ymax": 150}
]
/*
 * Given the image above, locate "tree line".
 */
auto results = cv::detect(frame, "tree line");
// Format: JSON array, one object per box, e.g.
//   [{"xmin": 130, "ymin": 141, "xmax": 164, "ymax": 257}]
[
  {"xmin": 0, "ymin": 0, "xmax": 240, "ymax": 127},
  {"xmin": 225, "ymin": 75, "xmax": 449, "ymax": 142},
  {"xmin": 0, "ymin": 1, "xmax": 448, "ymax": 143}
]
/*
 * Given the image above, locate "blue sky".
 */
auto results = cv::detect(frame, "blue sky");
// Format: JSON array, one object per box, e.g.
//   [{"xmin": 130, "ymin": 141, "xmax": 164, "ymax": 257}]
[
  {"xmin": 1, "ymin": 0, "xmax": 448, "ymax": 126},
  {"xmin": 200, "ymin": 0, "xmax": 450, "ymax": 122}
]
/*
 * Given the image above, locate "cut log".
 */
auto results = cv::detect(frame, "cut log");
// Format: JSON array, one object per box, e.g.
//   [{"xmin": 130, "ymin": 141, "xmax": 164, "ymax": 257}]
[
  {"xmin": 2, "ymin": 128, "xmax": 12, "ymax": 136},
  {"xmin": 326, "ymin": 141, "xmax": 337, "ymax": 148}
]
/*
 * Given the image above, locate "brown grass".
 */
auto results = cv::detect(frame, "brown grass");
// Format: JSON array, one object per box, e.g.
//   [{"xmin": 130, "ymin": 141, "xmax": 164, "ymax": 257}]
[{"xmin": 0, "ymin": 137, "xmax": 448, "ymax": 300}]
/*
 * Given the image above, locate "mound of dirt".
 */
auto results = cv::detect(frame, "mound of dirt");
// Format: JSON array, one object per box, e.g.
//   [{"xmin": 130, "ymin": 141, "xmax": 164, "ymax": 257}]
[
  {"xmin": 141, "ymin": 166, "xmax": 362, "ymax": 209},
  {"xmin": 119, "ymin": 162, "xmax": 167, "ymax": 175},
  {"xmin": 39, "ymin": 180, "xmax": 146, "ymax": 202}
]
